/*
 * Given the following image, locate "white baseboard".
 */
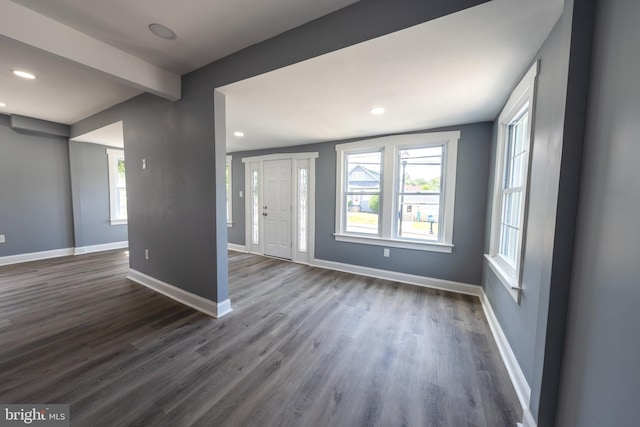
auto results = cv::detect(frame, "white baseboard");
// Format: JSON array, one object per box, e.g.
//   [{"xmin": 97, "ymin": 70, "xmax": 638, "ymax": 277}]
[
  {"xmin": 74, "ymin": 241, "xmax": 128, "ymax": 255},
  {"xmin": 215, "ymin": 298, "xmax": 233, "ymax": 318},
  {"xmin": 480, "ymin": 291, "xmax": 532, "ymax": 425},
  {"xmin": 0, "ymin": 247, "xmax": 74, "ymax": 266},
  {"xmin": 127, "ymin": 269, "xmax": 232, "ymax": 319},
  {"xmin": 518, "ymin": 408, "xmax": 536, "ymax": 427},
  {"xmin": 310, "ymin": 258, "xmax": 483, "ymax": 297},
  {"xmin": 227, "ymin": 243, "xmax": 247, "ymax": 252}
]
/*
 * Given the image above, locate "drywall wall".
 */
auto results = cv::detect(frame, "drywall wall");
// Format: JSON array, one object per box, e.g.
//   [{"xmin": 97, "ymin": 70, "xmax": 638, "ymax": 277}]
[
  {"xmin": 229, "ymin": 123, "xmax": 492, "ymax": 285},
  {"xmin": 483, "ymin": 9, "xmax": 572, "ymax": 387},
  {"xmin": 555, "ymin": 0, "xmax": 639, "ymax": 425},
  {"xmin": 0, "ymin": 114, "xmax": 74, "ymax": 256},
  {"xmin": 68, "ymin": 140, "xmax": 128, "ymax": 247},
  {"xmin": 483, "ymin": 0, "xmax": 596, "ymax": 424}
]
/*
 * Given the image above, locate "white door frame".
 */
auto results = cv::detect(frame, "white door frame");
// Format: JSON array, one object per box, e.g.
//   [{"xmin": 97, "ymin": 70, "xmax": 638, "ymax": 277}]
[{"xmin": 242, "ymin": 152, "xmax": 318, "ymax": 264}]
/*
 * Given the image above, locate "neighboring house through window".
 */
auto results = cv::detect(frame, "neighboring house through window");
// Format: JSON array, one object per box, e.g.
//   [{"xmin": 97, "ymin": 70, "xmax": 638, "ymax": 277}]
[
  {"xmin": 486, "ymin": 61, "xmax": 539, "ymax": 303},
  {"xmin": 335, "ymin": 131, "xmax": 460, "ymax": 253},
  {"xmin": 106, "ymin": 148, "xmax": 127, "ymax": 225}
]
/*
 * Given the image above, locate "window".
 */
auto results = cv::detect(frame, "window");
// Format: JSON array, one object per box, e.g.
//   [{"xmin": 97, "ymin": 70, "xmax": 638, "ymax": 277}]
[
  {"xmin": 499, "ymin": 110, "xmax": 528, "ymax": 265},
  {"xmin": 226, "ymin": 155, "xmax": 232, "ymax": 226},
  {"xmin": 298, "ymin": 166, "xmax": 308, "ymax": 253},
  {"xmin": 397, "ymin": 145, "xmax": 443, "ymax": 242},
  {"xmin": 251, "ymin": 169, "xmax": 259, "ymax": 245},
  {"xmin": 486, "ymin": 62, "xmax": 538, "ymax": 302},
  {"xmin": 344, "ymin": 151, "xmax": 382, "ymax": 235},
  {"xmin": 335, "ymin": 131, "xmax": 460, "ymax": 253},
  {"xmin": 106, "ymin": 148, "xmax": 127, "ymax": 225}
]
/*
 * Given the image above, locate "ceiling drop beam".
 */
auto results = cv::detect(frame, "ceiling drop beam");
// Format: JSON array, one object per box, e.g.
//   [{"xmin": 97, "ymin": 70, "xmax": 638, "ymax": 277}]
[{"xmin": 0, "ymin": 0, "xmax": 181, "ymax": 101}]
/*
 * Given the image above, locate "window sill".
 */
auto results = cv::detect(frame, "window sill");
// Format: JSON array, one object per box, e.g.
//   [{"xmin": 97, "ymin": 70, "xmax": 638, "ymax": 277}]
[
  {"xmin": 110, "ymin": 218, "xmax": 128, "ymax": 226},
  {"xmin": 334, "ymin": 233, "xmax": 453, "ymax": 253},
  {"xmin": 485, "ymin": 254, "xmax": 521, "ymax": 303}
]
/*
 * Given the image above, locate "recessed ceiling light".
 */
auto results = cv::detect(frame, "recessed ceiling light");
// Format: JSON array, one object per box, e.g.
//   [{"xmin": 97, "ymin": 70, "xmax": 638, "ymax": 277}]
[
  {"xmin": 149, "ymin": 23, "xmax": 177, "ymax": 40},
  {"xmin": 0, "ymin": 102, "xmax": 6, "ymax": 108},
  {"xmin": 12, "ymin": 70, "xmax": 36, "ymax": 80},
  {"xmin": 233, "ymin": 131, "xmax": 245, "ymax": 138},
  {"xmin": 370, "ymin": 107, "xmax": 385, "ymax": 115}
]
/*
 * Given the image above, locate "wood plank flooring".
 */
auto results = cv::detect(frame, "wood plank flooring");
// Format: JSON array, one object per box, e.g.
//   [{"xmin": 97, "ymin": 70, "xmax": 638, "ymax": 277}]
[{"xmin": 0, "ymin": 250, "xmax": 521, "ymax": 426}]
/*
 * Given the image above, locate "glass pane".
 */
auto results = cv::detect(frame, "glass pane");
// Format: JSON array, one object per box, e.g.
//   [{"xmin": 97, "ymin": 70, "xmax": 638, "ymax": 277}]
[
  {"xmin": 226, "ymin": 164, "xmax": 230, "ymax": 220},
  {"xmin": 499, "ymin": 224, "xmax": 519, "ymax": 266},
  {"xmin": 505, "ymin": 111, "xmax": 529, "ymax": 189},
  {"xmin": 345, "ymin": 151, "xmax": 381, "ymax": 235},
  {"xmin": 117, "ymin": 159, "xmax": 126, "ymax": 186},
  {"xmin": 346, "ymin": 151, "xmax": 381, "ymax": 194},
  {"xmin": 397, "ymin": 145, "xmax": 443, "ymax": 193},
  {"xmin": 396, "ymin": 145, "xmax": 443, "ymax": 241},
  {"xmin": 499, "ymin": 190, "xmax": 522, "ymax": 266},
  {"xmin": 117, "ymin": 188, "xmax": 127, "ymax": 219},
  {"xmin": 509, "ymin": 152, "xmax": 525, "ymax": 188},
  {"xmin": 251, "ymin": 170, "xmax": 259, "ymax": 245},
  {"xmin": 397, "ymin": 194, "xmax": 440, "ymax": 241},
  {"xmin": 298, "ymin": 168, "xmax": 308, "ymax": 252},
  {"xmin": 512, "ymin": 111, "xmax": 529, "ymax": 155},
  {"xmin": 116, "ymin": 158, "xmax": 127, "ymax": 219},
  {"xmin": 346, "ymin": 193, "xmax": 379, "ymax": 235},
  {"xmin": 501, "ymin": 192, "xmax": 522, "ymax": 228}
]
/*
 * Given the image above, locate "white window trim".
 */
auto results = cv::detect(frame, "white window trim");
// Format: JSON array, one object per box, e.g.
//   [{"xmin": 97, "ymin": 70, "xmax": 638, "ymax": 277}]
[
  {"xmin": 335, "ymin": 131, "xmax": 459, "ymax": 254},
  {"xmin": 226, "ymin": 155, "xmax": 233, "ymax": 227},
  {"xmin": 486, "ymin": 61, "xmax": 539, "ymax": 303},
  {"xmin": 106, "ymin": 148, "xmax": 127, "ymax": 226}
]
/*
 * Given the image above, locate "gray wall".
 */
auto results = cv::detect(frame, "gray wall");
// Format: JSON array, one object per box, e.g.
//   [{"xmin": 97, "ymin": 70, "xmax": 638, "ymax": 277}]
[
  {"xmin": 70, "ymin": 0, "xmax": 489, "ymax": 303},
  {"xmin": 483, "ymin": 8, "xmax": 572, "ymax": 387},
  {"xmin": 69, "ymin": 141, "xmax": 128, "ymax": 247},
  {"xmin": 482, "ymin": 0, "xmax": 595, "ymax": 425},
  {"xmin": 229, "ymin": 123, "xmax": 492, "ymax": 285},
  {"xmin": 0, "ymin": 114, "xmax": 74, "ymax": 256},
  {"xmin": 556, "ymin": 0, "xmax": 639, "ymax": 425}
]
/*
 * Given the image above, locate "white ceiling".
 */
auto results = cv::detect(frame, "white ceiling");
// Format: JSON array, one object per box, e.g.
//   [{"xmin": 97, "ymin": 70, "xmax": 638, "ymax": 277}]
[
  {"xmin": 10, "ymin": 0, "xmax": 359, "ymax": 74},
  {"xmin": 222, "ymin": 0, "xmax": 563, "ymax": 152},
  {"xmin": 0, "ymin": 0, "xmax": 563, "ymax": 149},
  {"xmin": 0, "ymin": 0, "xmax": 358, "ymax": 124},
  {"xmin": 70, "ymin": 121, "xmax": 124, "ymax": 148}
]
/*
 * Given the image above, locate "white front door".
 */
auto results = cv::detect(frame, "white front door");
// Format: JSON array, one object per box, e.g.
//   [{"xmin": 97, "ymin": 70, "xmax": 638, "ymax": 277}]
[{"xmin": 263, "ymin": 159, "xmax": 292, "ymax": 259}]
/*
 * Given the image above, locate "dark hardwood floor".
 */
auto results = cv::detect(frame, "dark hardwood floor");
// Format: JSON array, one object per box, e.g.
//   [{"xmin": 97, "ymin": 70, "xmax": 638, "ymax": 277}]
[{"xmin": 0, "ymin": 250, "xmax": 521, "ymax": 426}]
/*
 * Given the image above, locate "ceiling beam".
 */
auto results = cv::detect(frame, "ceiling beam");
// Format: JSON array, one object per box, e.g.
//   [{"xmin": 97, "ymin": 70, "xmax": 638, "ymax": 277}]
[{"xmin": 0, "ymin": 0, "xmax": 181, "ymax": 101}]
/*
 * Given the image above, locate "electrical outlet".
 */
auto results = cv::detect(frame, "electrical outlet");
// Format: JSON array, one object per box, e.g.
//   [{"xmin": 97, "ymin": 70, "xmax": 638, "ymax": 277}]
[
  {"xmin": 0, "ymin": 234, "xmax": 5, "ymax": 244},
  {"xmin": 383, "ymin": 248, "xmax": 390, "ymax": 257},
  {"xmin": 144, "ymin": 249, "xmax": 150, "ymax": 260}
]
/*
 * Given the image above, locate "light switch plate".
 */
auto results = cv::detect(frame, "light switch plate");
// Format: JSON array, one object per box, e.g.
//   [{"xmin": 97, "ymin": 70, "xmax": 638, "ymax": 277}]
[{"xmin": 0, "ymin": 234, "xmax": 5, "ymax": 243}]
